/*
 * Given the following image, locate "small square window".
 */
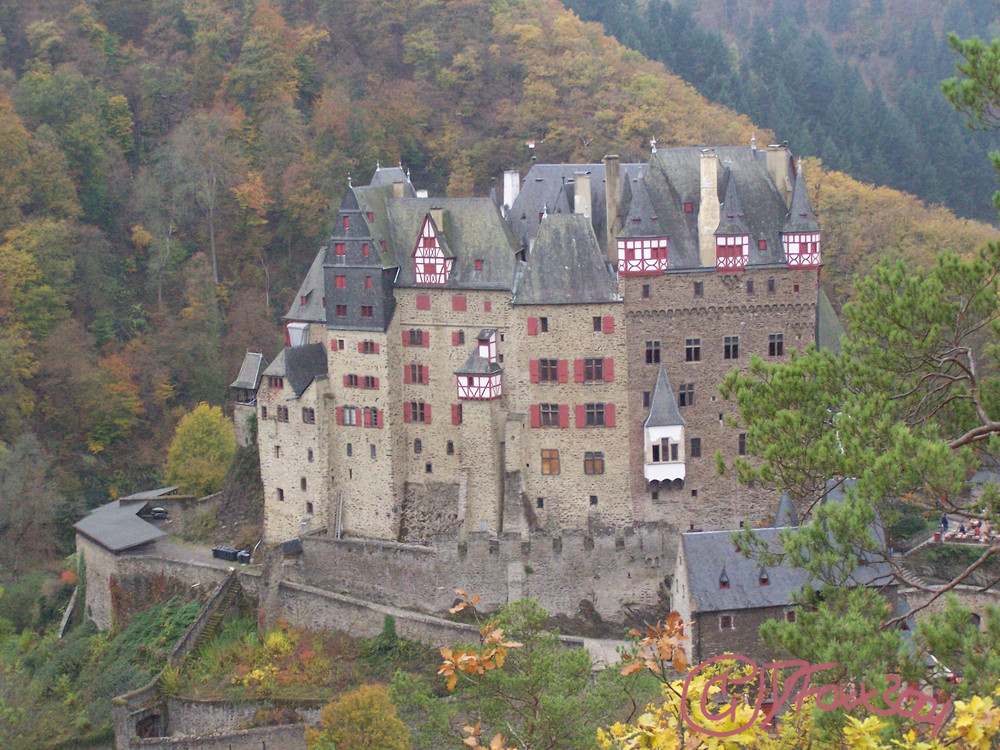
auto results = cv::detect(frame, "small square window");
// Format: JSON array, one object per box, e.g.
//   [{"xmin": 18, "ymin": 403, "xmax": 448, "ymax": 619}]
[
  {"xmin": 277, "ymin": 488, "xmax": 285, "ymax": 502},
  {"xmin": 767, "ymin": 278, "xmax": 775, "ymax": 294},
  {"xmin": 425, "ymin": 462, "xmax": 432, "ymax": 473},
  {"xmin": 541, "ymin": 449, "xmax": 560, "ymax": 475},
  {"xmin": 684, "ymin": 201, "xmax": 693, "ymax": 213},
  {"xmin": 685, "ymin": 338, "xmax": 701, "ymax": 362},
  {"xmin": 274, "ymin": 445, "xmax": 281, "ymax": 458},
  {"xmin": 360, "ymin": 305, "xmax": 373, "ymax": 317},
  {"xmin": 678, "ymin": 383, "xmax": 695, "ymax": 407},
  {"xmin": 300, "ymin": 477, "xmax": 307, "ymax": 491},
  {"xmin": 307, "ymin": 448, "xmax": 314, "ymax": 462},
  {"xmin": 306, "ymin": 501, "xmax": 314, "ymax": 514},
  {"xmin": 690, "ymin": 437, "xmax": 701, "ymax": 458},
  {"xmin": 347, "ymin": 443, "xmax": 353, "ymax": 456},
  {"xmin": 642, "ymin": 284, "xmax": 650, "ymax": 299},
  {"xmin": 593, "ymin": 316, "xmax": 601, "ymax": 332},
  {"xmin": 793, "ymin": 283, "xmax": 800, "ymax": 293},
  {"xmin": 589, "ymin": 495, "xmax": 598, "ymax": 506},
  {"xmin": 414, "ymin": 439, "xmax": 422, "ymax": 454},
  {"xmin": 691, "ymin": 489, "xmax": 698, "ymax": 497},
  {"xmin": 370, "ymin": 444, "xmax": 376, "ymax": 458},
  {"xmin": 540, "ymin": 317, "xmax": 549, "ymax": 333},
  {"xmin": 724, "ymin": 335, "xmax": 739, "ymax": 360},
  {"xmin": 365, "ymin": 276, "xmax": 372, "ymax": 289},
  {"xmin": 651, "ymin": 490, "xmax": 659, "ymax": 501},
  {"xmin": 475, "ymin": 259, "xmax": 483, "ymax": 271},
  {"xmin": 769, "ymin": 333, "xmax": 784, "ymax": 357},
  {"xmin": 758, "ymin": 239, "xmax": 767, "ymax": 250},
  {"xmin": 720, "ymin": 615, "xmax": 734, "ymax": 630},
  {"xmin": 643, "ymin": 391, "xmax": 651, "ymax": 408},
  {"xmin": 694, "ymin": 281, "xmax": 703, "ymax": 297},
  {"xmin": 785, "ymin": 610, "xmax": 796, "ymax": 623},
  {"xmin": 584, "ymin": 451, "xmax": 605, "ymax": 474},
  {"xmin": 337, "ymin": 339, "xmax": 345, "ymax": 350},
  {"xmin": 738, "ymin": 433, "xmax": 747, "ymax": 455},
  {"xmin": 335, "ymin": 304, "xmax": 347, "ymax": 317},
  {"xmin": 746, "ymin": 280, "xmax": 754, "ymax": 295},
  {"xmin": 536, "ymin": 497, "xmax": 544, "ymax": 509},
  {"xmin": 446, "ymin": 441, "xmax": 454, "ymax": 455},
  {"xmin": 261, "ymin": 406, "xmax": 268, "ymax": 420},
  {"xmin": 646, "ymin": 341, "xmax": 661, "ymax": 364}
]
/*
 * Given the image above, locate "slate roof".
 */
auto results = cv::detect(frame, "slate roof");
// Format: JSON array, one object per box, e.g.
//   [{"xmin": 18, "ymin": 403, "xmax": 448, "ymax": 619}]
[
  {"xmin": 230, "ymin": 352, "xmax": 266, "ymax": 391},
  {"xmin": 455, "ymin": 354, "xmax": 503, "ymax": 376},
  {"xmin": 715, "ymin": 170, "xmax": 752, "ymax": 235},
  {"xmin": 506, "ymin": 162, "xmax": 645, "ymax": 252},
  {"xmin": 511, "ymin": 214, "xmax": 619, "ymax": 305},
  {"xmin": 119, "ymin": 486, "xmax": 180, "ymax": 503},
  {"xmin": 774, "ymin": 493, "xmax": 798, "ymax": 527},
  {"xmin": 285, "ymin": 250, "xmax": 327, "ymax": 322},
  {"xmin": 644, "ymin": 366, "xmax": 685, "ymax": 427},
  {"xmin": 682, "ymin": 479, "xmax": 893, "ymax": 614},
  {"xmin": 386, "ymin": 198, "xmax": 520, "ymax": 289},
  {"xmin": 74, "ymin": 500, "xmax": 166, "ymax": 553},
  {"xmin": 647, "ymin": 146, "xmax": 791, "ymax": 267},
  {"xmin": 262, "ymin": 343, "xmax": 327, "ymax": 398},
  {"xmin": 783, "ymin": 166, "xmax": 821, "ymax": 233},
  {"xmin": 816, "ymin": 287, "xmax": 844, "ymax": 354}
]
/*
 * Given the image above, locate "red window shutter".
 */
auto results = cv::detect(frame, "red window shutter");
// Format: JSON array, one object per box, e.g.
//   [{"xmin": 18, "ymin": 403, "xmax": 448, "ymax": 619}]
[
  {"xmin": 343, "ymin": 375, "xmax": 350, "ymax": 387},
  {"xmin": 606, "ymin": 403, "xmax": 616, "ymax": 427},
  {"xmin": 376, "ymin": 410, "xmax": 383, "ymax": 429},
  {"xmin": 403, "ymin": 403, "xmax": 411, "ymax": 423},
  {"xmin": 422, "ymin": 331, "xmax": 429, "ymax": 347},
  {"xmin": 603, "ymin": 315, "xmax": 615, "ymax": 334},
  {"xmin": 363, "ymin": 409, "xmax": 372, "ymax": 428},
  {"xmin": 336, "ymin": 407, "xmax": 343, "ymax": 425},
  {"xmin": 484, "ymin": 300, "xmax": 491, "ymax": 312},
  {"xmin": 452, "ymin": 404, "xmax": 461, "ymax": 425},
  {"xmin": 422, "ymin": 366, "xmax": 429, "ymax": 384},
  {"xmin": 374, "ymin": 343, "xmax": 380, "ymax": 354},
  {"xmin": 575, "ymin": 404, "xmax": 586, "ymax": 428},
  {"xmin": 452, "ymin": 295, "xmax": 466, "ymax": 311},
  {"xmin": 452, "ymin": 331, "xmax": 459, "ymax": 346},
  {"xmin": 559, "ymin": 404, "xmax": 569, "ymax": 428},
  {"xmin": 404, "ymin": 366, "xmax": 412, "ymax": 384},
  {"xmin": 530, "ymin": 405, "xmax": 540, "ymax": 428},
  {"xmin": 355, "ymin": 408, "xmax": 362, "ymax": 425},
  {"xmin": 527, "ymin": 317, "xmax": 538, "ymax": 335},
  {"xmin": 331, "ymin": 341, "xmax": 337, "ymax": 351},
  {"xmin": 424, "ymin": 404, "xmax": 431, "ymax": 423},
  {"xmin": 374, "ymin": 378, "xmax": 379, "ymax": 390},
  {"xmin": 557, "ymin": 360, "xmax": 568, "ymax": 383},
  {"xmin": 285, "ymin": 328, "xmax": 290, "ymax": 346},
  {"xmin": 358, "ymin": 341, "xmax": 364, "ymax": 353},
  {"xmin": 416, "ymin": 294, "xmax": 430, "ymax": 310},
  {"xmin": 574, "ymin": 359, "xmax": 584, "ymax": 383},
  {"xmin": 403, "ymin": 331, "xmax": 409, "ymax": 346},
  {"xmin": 604, "ymin": 358, "xmax": 614, "ymax": 382},
  {"xmin": 529, "ymin": 360, "xmax": 539, "ymax": 383}
]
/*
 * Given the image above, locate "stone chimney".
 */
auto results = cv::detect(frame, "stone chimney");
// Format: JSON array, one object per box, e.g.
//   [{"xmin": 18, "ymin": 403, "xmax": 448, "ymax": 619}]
[
  {"xmin": 765, "ymin": 145, "xmax": 793, "ymax": 207},
  {"xmin": 604, "ymin": 155, "xmax": 621, "ymax": 268},
  {"xmin": 430, "ymin": 207, "xmax": 444, "ymax": 229},
  {"xmin": 503, "ymin": 169, "xmax": 520, "ymax": 213},
  {"xmin": 392, "ymin": 181, "xmax": 405, "ymax": 198},
  {"xmin": 698, "ymin": 150, "xmax": 720, "ymax": 268},
  {"xmin": 574, "ymin": 171, "xmax": 592, "ymax": 218}
]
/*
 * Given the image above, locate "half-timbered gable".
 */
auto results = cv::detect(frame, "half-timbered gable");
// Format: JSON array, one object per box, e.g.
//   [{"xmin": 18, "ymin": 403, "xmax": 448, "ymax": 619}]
[
  {"xmin": 413, "ymin": 213, "xmax": 453, "ymax": 285},
  {"xmin": 455, "ymin": 329, "xmax": 502, "ymax": 400},
  {"xmin": 714, "ymin": 173, "xmax": 750, "ymax": 273},
  {"xmin": 782, "ymin": 164, "xmax": 821, "ymax": 269}
]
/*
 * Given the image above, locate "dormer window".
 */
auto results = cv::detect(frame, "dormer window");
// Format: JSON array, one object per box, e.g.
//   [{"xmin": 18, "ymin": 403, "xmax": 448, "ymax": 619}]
[
  {"xmin": 719, "ymin": 568, "xmax": 730, "ymax": 590},
  {"xmin": 759, "ymin": 567, "xmax": 770, "ymax": 586}
]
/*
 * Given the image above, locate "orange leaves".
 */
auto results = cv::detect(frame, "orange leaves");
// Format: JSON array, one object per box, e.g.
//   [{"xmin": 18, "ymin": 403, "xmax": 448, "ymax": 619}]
[
  {"xmin": 438, "ymin": 589, "xmax": 522, "ymax": 693},
  {"xmin": 620, "ymin": 613, "xmax": 691, "ymax": 678},
  {"xmin": 461, "ymin": 722, "xmax": 517, "ymax": 750}
]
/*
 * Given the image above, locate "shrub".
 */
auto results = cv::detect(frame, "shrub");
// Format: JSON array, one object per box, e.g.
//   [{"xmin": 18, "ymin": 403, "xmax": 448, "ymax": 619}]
[{"xmin": 305, "ymin": 684, "xmax": 411, "ymax": 750}]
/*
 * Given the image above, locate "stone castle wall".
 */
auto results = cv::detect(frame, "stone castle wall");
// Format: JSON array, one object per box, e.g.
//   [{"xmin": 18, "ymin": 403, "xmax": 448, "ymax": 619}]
[{"xmin": 287, "ymin": 527, "xmax": 673, "ymax": 623}]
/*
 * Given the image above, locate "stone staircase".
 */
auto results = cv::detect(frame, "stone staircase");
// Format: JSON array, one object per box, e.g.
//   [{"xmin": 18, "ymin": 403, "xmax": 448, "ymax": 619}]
[
  {"xmin": 190, "ymin": 573, "xmax": 240, "ymax": 651},
  {"xmin": 892, "ymin": 552, "xmax": 936, "ymax": 591}
]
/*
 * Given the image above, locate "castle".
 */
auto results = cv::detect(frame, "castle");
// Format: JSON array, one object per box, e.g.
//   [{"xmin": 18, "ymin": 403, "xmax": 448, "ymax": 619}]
[{"xmin": 234, "ymin": 142, "xmax": 826, "ymax": 568}]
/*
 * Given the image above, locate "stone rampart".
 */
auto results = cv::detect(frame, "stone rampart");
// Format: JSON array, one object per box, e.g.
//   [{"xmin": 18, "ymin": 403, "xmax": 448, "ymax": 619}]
[
  {"xmin": 165, "ymin": 699, "xmax": 322, "ymax": 737},
  {"xmin": 133, "ymin": 724, "xmax": 306, "ymax": 749},
  {"xmin": 288, "ymin": 526, "xmax": 672, "ymax": 623}
]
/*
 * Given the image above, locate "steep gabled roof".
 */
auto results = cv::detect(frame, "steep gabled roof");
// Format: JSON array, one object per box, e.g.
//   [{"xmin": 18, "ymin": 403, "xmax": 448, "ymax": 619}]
[
  {"xmin": 230, "ymin": 353, "xmax": 266, "ymax": 391},
  {"xmin": 510, "ymin": 214, "xmax": 619, "ymax": 305},
  {"xmin": 285, "ymin": 249, "xmax": 327, "ymax": 322},
  {"xmin": 774, "ymin": 493, "xmax": 798, "ymax": 527},
  {"xmin": 715, "ymin": 170, "xmax": 751, "ymax": 236},
  {"xmin": 816, "ymin": 287, "xmax": 844, "ymax": 354},
  {"xmin": 262, "ymin": 343, "xmax": 327, "ymax": 398},
  {"xmin": 644, "ymin": 366, "xmax": 684, "ymax": 427},
  {"xmin": 388, "ymin": 198, "xmax": 519, "ymax": 289},
  {"xmin": 783, "ymin": 166, "xmax": 820, "ymax": 233}
]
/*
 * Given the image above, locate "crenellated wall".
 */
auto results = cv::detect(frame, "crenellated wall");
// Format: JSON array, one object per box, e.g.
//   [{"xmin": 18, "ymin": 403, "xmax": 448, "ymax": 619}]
[{"xmin": 286, "ymin": 526, "xmax": 673, "ymax": 623}]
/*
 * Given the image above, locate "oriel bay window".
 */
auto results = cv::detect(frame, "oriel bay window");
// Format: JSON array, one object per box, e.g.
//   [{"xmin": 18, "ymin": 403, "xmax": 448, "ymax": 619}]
[{"xmin": 651, "ymin": 439, "xmax": 679, "ymax": 463}]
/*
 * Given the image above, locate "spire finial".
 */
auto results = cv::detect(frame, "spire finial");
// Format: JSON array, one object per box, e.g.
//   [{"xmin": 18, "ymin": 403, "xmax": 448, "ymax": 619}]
[
  {"xmin": 650, "ymin": 137, "xmax": 657, "ymax": 154},
  {"xmin": 376, "ymin": 159, "xmax": 380, "ymax": 170},
  {"xmin": 347, "ymin": 172, "xmax": 352, "ymax": 187},
  {"xmin": 750, "ymin": 134, "xmax": 757, "ymax": 151}
]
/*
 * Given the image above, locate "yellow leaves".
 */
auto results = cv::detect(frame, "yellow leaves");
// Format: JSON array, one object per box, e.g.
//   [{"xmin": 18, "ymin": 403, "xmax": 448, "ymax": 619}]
[
  {"xmin": 231, "ymin": 170, "xmax": 273, "ymax": 225},
  {"xmin": 620, "ymin": 614, "xmax": 690, "ymax": 679},
  {"xmin": 438, "ymin": 590, "xmax": 521, "ymax": 696},
  {"xmin": 461, "ymin": 722, "xmax": 517, "ymax": 750},
  {"xmin": 131, "ymin": 224, "xmax": 152, "ymax": 251},
  {"xmin": 948, "ymin": 694, "xmax": 1000, "ymax": 750},
  {"xmin": 843, "ymin": 715, "xmax": 888, "ymax": 749}
]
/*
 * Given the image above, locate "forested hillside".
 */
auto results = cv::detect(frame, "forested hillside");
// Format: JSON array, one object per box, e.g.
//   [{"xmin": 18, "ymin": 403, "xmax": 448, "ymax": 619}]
[
  {"xmin": 565, "ymin": 0, "xmax": 1000, "ymax": 222},
  {"xmin": 0, "ymin": 0, "xmax": 996, "ymax": 576}
]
